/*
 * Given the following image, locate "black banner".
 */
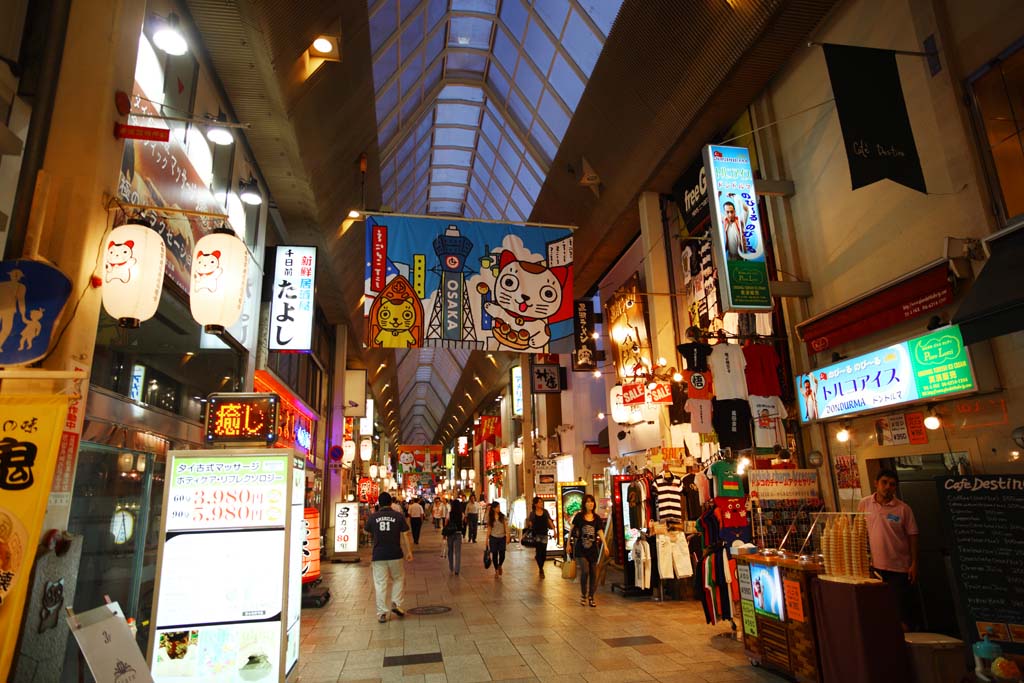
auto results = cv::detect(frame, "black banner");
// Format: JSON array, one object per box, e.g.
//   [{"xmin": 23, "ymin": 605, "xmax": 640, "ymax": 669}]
[
  {"xmin": 671, "ymin": 156, "xmax": 711, "ymax": 235},
  {"xmin": 823, "ymin": 43, "xmax": 926, "ymax": 194},
  {"xmin": 571, "ymin": 299, "xmax": 598, "ymax": 371}
]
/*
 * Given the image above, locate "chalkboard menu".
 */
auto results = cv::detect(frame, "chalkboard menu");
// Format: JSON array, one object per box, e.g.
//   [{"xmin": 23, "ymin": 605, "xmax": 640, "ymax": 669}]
[{"xmin": 936, "ymin": 475, "xmax": 1024, "ymax": 654}]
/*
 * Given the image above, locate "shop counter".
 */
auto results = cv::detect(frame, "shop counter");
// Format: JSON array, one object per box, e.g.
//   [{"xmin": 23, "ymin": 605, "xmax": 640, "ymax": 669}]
[
  {"xmin": 735, "ymin": 552, "xmax": 824, "ymax": 683},
  {"xmin": 811, "ymin": 578, "xmax": 912, "ymax": 683}
]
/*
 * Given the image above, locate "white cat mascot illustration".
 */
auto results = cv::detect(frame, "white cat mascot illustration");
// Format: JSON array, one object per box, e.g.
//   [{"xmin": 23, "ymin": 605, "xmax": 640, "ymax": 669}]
[
  {"xmin": 483, "ymin": 251, "xmax": 567, "ymax": 351},
  {"xmin": 193, "ymin": 250, "xmax": 223, "ymax": 293},
  {"xmin": 104, "ymin": 240, "xmax": 137, "ymax": 283}
]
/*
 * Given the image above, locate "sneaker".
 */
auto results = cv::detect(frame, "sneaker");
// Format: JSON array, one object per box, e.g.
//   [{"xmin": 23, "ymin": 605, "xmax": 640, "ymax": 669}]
[
  {"xmin": 378, "ymin": 613, "xmax": 388, "ymax": 623},
  {"xmin": 390, "ymin": 604, "xmax": 406, "ymax": 618},
  {"xmin": 589, "ymin": 598, "xmax": 597, "ymax": 608}
]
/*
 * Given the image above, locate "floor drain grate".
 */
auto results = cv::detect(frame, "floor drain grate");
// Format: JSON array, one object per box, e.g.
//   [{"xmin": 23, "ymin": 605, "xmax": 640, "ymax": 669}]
[{"xmin": 406, "ymin": 605, "xmax": 452, "ymax": 615}]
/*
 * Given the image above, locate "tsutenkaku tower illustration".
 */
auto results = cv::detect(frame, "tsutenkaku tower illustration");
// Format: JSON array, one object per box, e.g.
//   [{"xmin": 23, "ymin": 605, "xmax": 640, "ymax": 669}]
[{"xmin": 427, "ymin": 225, "xmax": 476, "ymax": 344}]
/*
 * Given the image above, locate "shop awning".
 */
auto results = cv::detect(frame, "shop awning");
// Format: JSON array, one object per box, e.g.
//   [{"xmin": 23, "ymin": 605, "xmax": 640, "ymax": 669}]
[
  {"xmin": 796, "ymin": 261, "xmax": 953, "ymax": 354},
  {"xmin": 952, "ymin": 227, "xmax": 1024, "ymax": 345}
]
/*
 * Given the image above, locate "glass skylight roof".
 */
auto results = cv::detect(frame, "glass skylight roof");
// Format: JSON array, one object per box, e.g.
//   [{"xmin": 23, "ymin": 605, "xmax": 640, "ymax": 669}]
[{"xmin": 369, "ymin": 0, "xmax": 623, "ymax": 219}]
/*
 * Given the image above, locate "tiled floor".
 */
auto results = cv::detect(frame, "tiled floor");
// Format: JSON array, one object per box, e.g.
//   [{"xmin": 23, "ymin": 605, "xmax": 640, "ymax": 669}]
[{"xmin": 297, "ymin": 526, "xmax": 785, "ymax": 683}]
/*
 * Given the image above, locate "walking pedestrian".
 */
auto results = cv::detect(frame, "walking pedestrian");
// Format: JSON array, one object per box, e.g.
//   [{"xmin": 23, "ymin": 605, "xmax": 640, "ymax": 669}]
[
  {"xmin": 444, "ymin": 494, "xmax": 466, "ymax": 575},
  {"xmin": 526, "ymin": 496, "xmax": 555, "ymax": 578},
  {"xmin": 568, "ymin": 494, "xmax": 605, "ymax": 607},
  {"xmin": 364, "ymin": 492, "xmax": 413, "ymax": 623},
  {"xmin": 433, "ymin": 495, "xmax": 447, "ymax": 529},
  {"xmin": 465, "ymin": 493, "xmax": 480, "ymax": 543},
  {"xmin": 407, "ymin": 497, "xmax": 424, "ymax": 544},
  {"xmin": 485, "ymin": 501, "xmax": 510, "ymax": 578}
]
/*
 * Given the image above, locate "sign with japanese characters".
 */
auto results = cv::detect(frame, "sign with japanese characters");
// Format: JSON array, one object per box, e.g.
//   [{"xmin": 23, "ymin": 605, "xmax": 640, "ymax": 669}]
[
  {"xmin": 511, "ymin": 365, "xmax": 524, "ymax": 416},
  {"xmin": 333, "ymin": 502, "xmax": 359, "ymax": 554},
  {"xmin": 0, "ymin": 395, "xmax": 68, "ymax": 681},
  {"xmin": 269, "ymin": 246, "xmax": 317, "ymax": 351},
  {"xmin": 302, "ymin": 508, "xmax": 321, "ymax": 583},
  {"xmin": 796, "ymin": 325, "xmax": 976, "ymax": 423},
  {"xmin": 531, "ymin": 362, "xmax": 563, "ymax": 394},
  {"xmin": 747, "ymin": 469, "xmax": 820, "ymax": 501},
  {"xmin": 150, "ymin": 449, "xmax": 300, "ymax": 683},
  {"xmin": 203, "ymin": 393, "xmax": 279, "ymax": 445},
  {"xmin": 363, "ymin": 214, "xmax": 574, "ymax": 352},
  {"xmin": 606, "ymin": 274, "xmax": 653, "ymax": 381},
  {"xmin": 703, "ymin": 144, "xmax": 772, "ymax": 311},
  {"xmin": 571, "ymin": 299, "xmax": 598, "ymax": 371}
]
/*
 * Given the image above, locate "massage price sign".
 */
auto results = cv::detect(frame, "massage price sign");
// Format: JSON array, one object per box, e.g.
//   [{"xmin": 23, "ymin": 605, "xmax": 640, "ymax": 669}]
[
  {"xmin": 797, "ymin": 325, "xmax": 976, "ymax": 423},
  {"xmin": 166, "ymin": 454, "xmax": 289, "ymax": 531}
]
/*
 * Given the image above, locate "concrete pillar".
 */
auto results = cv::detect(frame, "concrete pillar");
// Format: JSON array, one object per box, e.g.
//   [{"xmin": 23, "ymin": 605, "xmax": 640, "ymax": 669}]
[
  {"xmin": 519, "ymin": 352, "xmax": 535, "ymax": 502},
  {"xmin": 327, "ymin": 324, "xmax": 348, "ymax": 541}
]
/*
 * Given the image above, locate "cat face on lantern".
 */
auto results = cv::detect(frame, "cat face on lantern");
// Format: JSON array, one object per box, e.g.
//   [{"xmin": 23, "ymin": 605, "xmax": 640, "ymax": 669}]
[
  {"xmin": 104, "ymin": 240, "xmax": 137, "ymax": 283},
  {"xmin": 192, "ymin": 250, "xmax": 223, "ymax": 292},
  {"xmin": 483, "ymin": 251, "xmax": 566, "ymax": 351}
]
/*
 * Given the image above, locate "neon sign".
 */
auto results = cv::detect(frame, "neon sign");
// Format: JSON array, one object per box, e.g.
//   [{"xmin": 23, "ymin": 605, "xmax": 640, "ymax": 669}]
[{"xmin": 204, "ymin": 393, "xmax": 279, "ymax": 445}]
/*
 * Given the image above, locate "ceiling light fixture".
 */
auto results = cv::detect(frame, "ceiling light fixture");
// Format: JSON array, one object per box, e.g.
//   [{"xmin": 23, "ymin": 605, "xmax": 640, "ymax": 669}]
[
  {"xmin": 205, "ymin": 112, "xmax": 234, "ymax": 146},
  {"xmin": 924, "ymin": 409, "xmax": 941, "ymax": 431},
  {"xmin": 238, "ymin": 176, "xmax": 262, "ymax": 205},
  {"xmin": 348, "ymin": 209, "xmax": 361, "ymax": 219},
  {"xmin": 312, "ymin": 37, "xmax": 333, "ymax": 53},
  {"xmin": 153, "ymin": 12, "xmax": 188, "ymax": 56}
]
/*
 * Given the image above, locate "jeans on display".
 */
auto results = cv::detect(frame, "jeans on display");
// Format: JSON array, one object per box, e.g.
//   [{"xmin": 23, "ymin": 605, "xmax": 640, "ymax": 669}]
[
  {"xmin": 577, "ymin": 554, "xmax": 598, "ymax": 598},
  {"xmin": 467, "ymin": 516, "xmax": 478, "ymax": 542},
  {"xmin": 447, "ymin": 533, "xmax": 462, "ymax": 573},
  {"xmin": 410, "ymin": 517, "xmax": 422, "ymax": 544},
  {"xmin": 489, "ymin": 536, "xmax": 507, "ymax": 568},
  {"xmin": 371, "ymin": 559, "xmax": 405, "ymax": 616}
]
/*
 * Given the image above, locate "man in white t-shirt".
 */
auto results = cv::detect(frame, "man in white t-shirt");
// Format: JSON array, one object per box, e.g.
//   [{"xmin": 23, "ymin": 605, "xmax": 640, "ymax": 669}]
[
  {"xmin": 432, "ymin": 496, "xmax": 447, "ymax": 529},
  {"xmin": 407, "ymin": 498, "xmax": 424, "ymax": 544}
]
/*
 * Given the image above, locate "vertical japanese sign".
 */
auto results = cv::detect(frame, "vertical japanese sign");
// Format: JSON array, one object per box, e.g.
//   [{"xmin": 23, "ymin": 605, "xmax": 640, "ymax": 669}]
[
  {"xmin": 702, "ymin": 144, "xmax": 772, "ymax": 311},
  {"xmin": 269, "ymin": 246, "xmax": 317, "ymax": 351},
  {"xmin": 0, "ymin": 395, "xmax": 68, "ymax": 681},
  {"xmin": 511, "ymin": 365, "xmax": 524, "ymax": 417},
  {"xmin": 606, "ymin": 274, "xmax": 652, "ymax": 380},
  {"xmin": 333, "ymin": 502, "xmax": 359, "ymax": 554},
  {"xmin": 571, "ymin": 300, "xmax": 598, "ymax": 371}
]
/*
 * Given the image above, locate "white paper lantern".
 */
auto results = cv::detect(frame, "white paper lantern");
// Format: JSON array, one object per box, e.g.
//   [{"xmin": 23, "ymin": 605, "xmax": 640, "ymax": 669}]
[
  {"xmin": 512, "ymin": 447, "xmax": 524, "ymax": 465},
  {"xmin": 468, "ymin": 469, "xmax": 476, "ymax": 480},
  {"xmin": 342, "ymin": 440, "xmax": 356, "ymax": 464},
  {"xmin": 460, "ymin": 468, "xmax": 467, "ymax": 480},
  {"xmin": 369, "ymin": 464, "xmax": 379, "ymax": 479},
  {"xmin": 102, "ymin": 220, "xmax": 166, "ymax": 328},
  {"xmin": 189, "ymin": 228, "xmax": 248, "ymax": 334},
  {"xmin": 500, "ymin": 447, "xmax": 510, "ymax": 465},
  {"xmin": 359, "ymin": 438, "xmax": 372, "ymax": 461}
]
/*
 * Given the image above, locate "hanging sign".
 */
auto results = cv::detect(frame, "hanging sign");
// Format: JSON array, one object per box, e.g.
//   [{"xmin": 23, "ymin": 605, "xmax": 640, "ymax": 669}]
[
  {"xmin": 269, "ymin": 246, "xmax": 317, "ymax": 351},
  {"xmin": 363, "ymin": 214, "xmax": 574, "ymax": 352},
  {"xmin": 530, "ymin": 361, "xmax": 563, "ymax": 394},
  {"xmin": 703, "ymin": 144, "xmax": 772, "ymax": 311},
  {"xmin": 333, "ymin": 502, "xmax": 358, "ymax": 554},
  {"xmin": 571, "ymin": 300, "xmax": 598, "ymax": 371},
  {"xmin": 203, "ymin": 393, "xmax": 279, "ymax": 445},
  {"xmin": 511, "ymin": 365, "xmax": 524, "ymax": 416},
  {"xmin": 0, "ymin": 260, "xmax": 73, "ymax": 367},
  {"xmin": 357, "ymin": 477, "xmax": 379, "ymax": 504},
  {"xmin": 797, "ymin": 325, "xmax": 976, "ymax": 422},
  {"xmin": 747, "ymin": 470, "xmax": 819, "ymax": 501},
  {"xmin": 606, "ymin": 274, "xmax": 652, "ymax": 380},
  {"xmin": 0, "ymin": 395, "xmax": 67, "ymax": 681}
]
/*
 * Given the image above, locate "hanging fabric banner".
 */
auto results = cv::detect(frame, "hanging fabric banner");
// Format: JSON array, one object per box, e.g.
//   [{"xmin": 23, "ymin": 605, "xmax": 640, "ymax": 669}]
[
  {"xmin": 823, "ymin": 43, "xmax": 926, "ymax": 194},
  {"xmin": 571, "ymin": 299, "xmax": 598, "ymax": 371},
  {"xmin": 0, "ymin": 394, "xmax": 68, "ymax": 681},
  {"xmin": 364, "ymin": 214, "xmax": 574, "ymax": 353}
]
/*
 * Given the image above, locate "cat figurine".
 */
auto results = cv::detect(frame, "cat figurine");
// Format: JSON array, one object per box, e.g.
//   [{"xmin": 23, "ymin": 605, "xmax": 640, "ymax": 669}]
[
  {"xmin": 483, "ymin": 250, "xmax": 566, "ymax": 350},
  {"xmin": 373, "ymin": 297, "xmax": 417, "ymax": 348},
  {"xmin": 104, "ymin": 240, "xmax": 136, "ymax": 283}
]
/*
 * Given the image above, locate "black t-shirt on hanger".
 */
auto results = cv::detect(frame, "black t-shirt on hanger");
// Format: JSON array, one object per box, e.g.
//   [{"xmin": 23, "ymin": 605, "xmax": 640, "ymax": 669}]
[
  {"xmin": 681, "ymin": 473, "xmax": 702, "ymax": 520},
  {"xmin": 711, "ymin": 398, "xmax": 753, "ymax": 450},
  {"xmin": 677, "ymin": 341, "xmax": 712, "ymax": 371}
]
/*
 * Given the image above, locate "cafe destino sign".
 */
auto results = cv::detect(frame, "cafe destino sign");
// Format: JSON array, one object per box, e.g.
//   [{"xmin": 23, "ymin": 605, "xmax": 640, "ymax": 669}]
[{"xmin": 797, "ymin": 325, "xmax": 976, "ymax": 423}]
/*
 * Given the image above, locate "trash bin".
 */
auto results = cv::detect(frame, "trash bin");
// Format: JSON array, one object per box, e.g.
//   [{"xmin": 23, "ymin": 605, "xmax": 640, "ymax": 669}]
[{"xmin": 905, "ymin": 633, "xmax": 967, "ymax": 683}]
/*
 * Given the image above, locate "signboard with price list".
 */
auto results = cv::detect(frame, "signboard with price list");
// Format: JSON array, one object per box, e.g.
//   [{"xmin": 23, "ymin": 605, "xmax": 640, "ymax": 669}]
[{"xmin": 148, "ymin": 449, "xmax": 302, "ymax": 682}]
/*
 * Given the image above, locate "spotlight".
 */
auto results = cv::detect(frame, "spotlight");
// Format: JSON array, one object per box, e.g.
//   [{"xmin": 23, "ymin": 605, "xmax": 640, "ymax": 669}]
[
  {"xmin": 348, "ymin": 209, "xmax": 361, "ymax": 219},
  {"xmin": 593, "ymin": 370, "xmax": 602, "ymax": 379},
  {"xmin": 597, "ymin": 412, "xmax": 605, "ymax": 420},
  {"xmin": 924, "ymin": 410, "xmax": 941, "ymax": 430},
  {"xmin": 205, "ymin": 113, "xmax": 234, "ymax": 146},
  {"xmin": 672, "ymin": 372, "xmax": 683, "ymax": 383},
  {"xmin": 153, "ymin": 12, "xmax": 188, "ymax": 56},
  {"xmin": 313, "ymin": 37, "xmax": 333, "ymax": 53},
  {"xmin": 836, "ymin": 424, "xmax": 851, "ymax": 443},
  {"xmin": 239, "ymin": 176, "xmax": 262, "ymax": 205},
  {"xmin": 616, "ymin": 430, "xmax": 628, "ymax": 441}
]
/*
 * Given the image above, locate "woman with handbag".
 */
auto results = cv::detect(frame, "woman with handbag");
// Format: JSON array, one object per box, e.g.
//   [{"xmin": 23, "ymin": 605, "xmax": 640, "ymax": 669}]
[
  {"xmin": 443, "ymin": 495, "xmax": 466, "ymax": 575},
  {"xmin": 525, "ymin": 497, "xmax": 555, "ymax": 578},
  {"xmin": 568, "ymin": 494, "xmax": 605, "ymax": 607},
  {"xmin": 485, "ymin": 502, "xmax": 510, "ymax": 578}
]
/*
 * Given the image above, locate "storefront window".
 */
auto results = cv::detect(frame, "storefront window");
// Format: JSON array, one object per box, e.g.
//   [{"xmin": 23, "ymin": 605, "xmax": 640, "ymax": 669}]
[
  {"xmin": 61, "ymin": 439, "xmax": 166, "ymax": 680},
  {"xmin": 90, "ymin": 287, "xmax": 245, "ymax": 421},
  {"xmin": 970, "ymin": 42, "xmax": 1024, "ymax": 222}
]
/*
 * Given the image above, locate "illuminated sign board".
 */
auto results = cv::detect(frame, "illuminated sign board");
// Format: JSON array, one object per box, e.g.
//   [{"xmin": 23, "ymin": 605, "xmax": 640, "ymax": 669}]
[
  {"xmin": 511, "ymin": 366, "xmax": 523, "ymax": 416},
  {"xmin": 204, "ymin": 393, "xmax": 279, "ymax": 445},
  {"xmin": 151, "ymin": 450, "xmax": 300, "ymax": 683},
  {"xmin": 457, "ymin": 436, "xmax": 468, "ymax": 457},
  {"xmin": 333, "ymin": 502, "xmax": 359, "ymax": 554},
  {"xmin": 130, "ymin": 364, "xmax": 146, "ymax": 401},
  {"xmin": 360, "ymin": 398, "xmax": 375, "ymax": 436},
  {"xmin": 269, "ymin": 245, "xmax": 317, "ymax": 351},
  {"xmin": 703, "ymin": 144, "xmax": 772, "ymax": 311},
  {"xmin": 302, "ymin": 508, "xmax": 321, "ymax": 583},
  {"xmin": 797, "ymin": 325, "xmax": 976, "ymax": 423}
]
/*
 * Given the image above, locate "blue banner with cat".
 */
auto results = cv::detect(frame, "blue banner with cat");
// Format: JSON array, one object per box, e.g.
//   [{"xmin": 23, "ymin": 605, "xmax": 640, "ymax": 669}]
[{"xmin": 364, "ymin": 214, "xmax": 574, "ymax": 353}]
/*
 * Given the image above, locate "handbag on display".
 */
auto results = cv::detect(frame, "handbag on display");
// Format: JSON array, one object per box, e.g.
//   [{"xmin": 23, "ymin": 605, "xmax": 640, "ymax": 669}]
[{"xmin": 561, "ymin": 558, "xmax": 577, "ymax": 580}]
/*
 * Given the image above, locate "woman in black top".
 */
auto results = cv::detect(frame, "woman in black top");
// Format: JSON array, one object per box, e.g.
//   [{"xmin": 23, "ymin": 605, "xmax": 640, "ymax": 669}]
[
  {"xmin": 568, "ymin": 494, "xmax": 605, "ymax": 607},
  {"xmin": 527, "ymin": 497, "xmax": 555, "ymax": 578}
]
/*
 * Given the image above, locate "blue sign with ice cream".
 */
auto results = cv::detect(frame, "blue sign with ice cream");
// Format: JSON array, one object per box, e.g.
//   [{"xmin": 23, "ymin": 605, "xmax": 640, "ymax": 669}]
[{"xmin": 0, "ymin": 260, "xmax": 72, "ymax": 367}]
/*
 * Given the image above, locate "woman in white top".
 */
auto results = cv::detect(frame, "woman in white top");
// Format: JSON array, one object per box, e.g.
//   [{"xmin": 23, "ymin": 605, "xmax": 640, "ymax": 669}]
[
  {"xmin": 485, "ymin": 502, "xmax": 510, "ymax": 577},
  {"xmin": 432, "ymin": 496, "xmax": 447, "ymax": 529},
  {"xmin": 465, "ymin": 493, "xmax": 480, "ymax": 543}
]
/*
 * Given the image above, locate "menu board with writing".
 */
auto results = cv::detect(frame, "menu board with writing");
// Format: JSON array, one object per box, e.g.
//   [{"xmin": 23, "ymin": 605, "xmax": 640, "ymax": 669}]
[
  {"xmin": 937, "ymin": 475, "xmax": 1024, "ymax": 654},
  {"xmin": 166, "ymin": 455, "xmax": 289, "ymax": 531}
]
